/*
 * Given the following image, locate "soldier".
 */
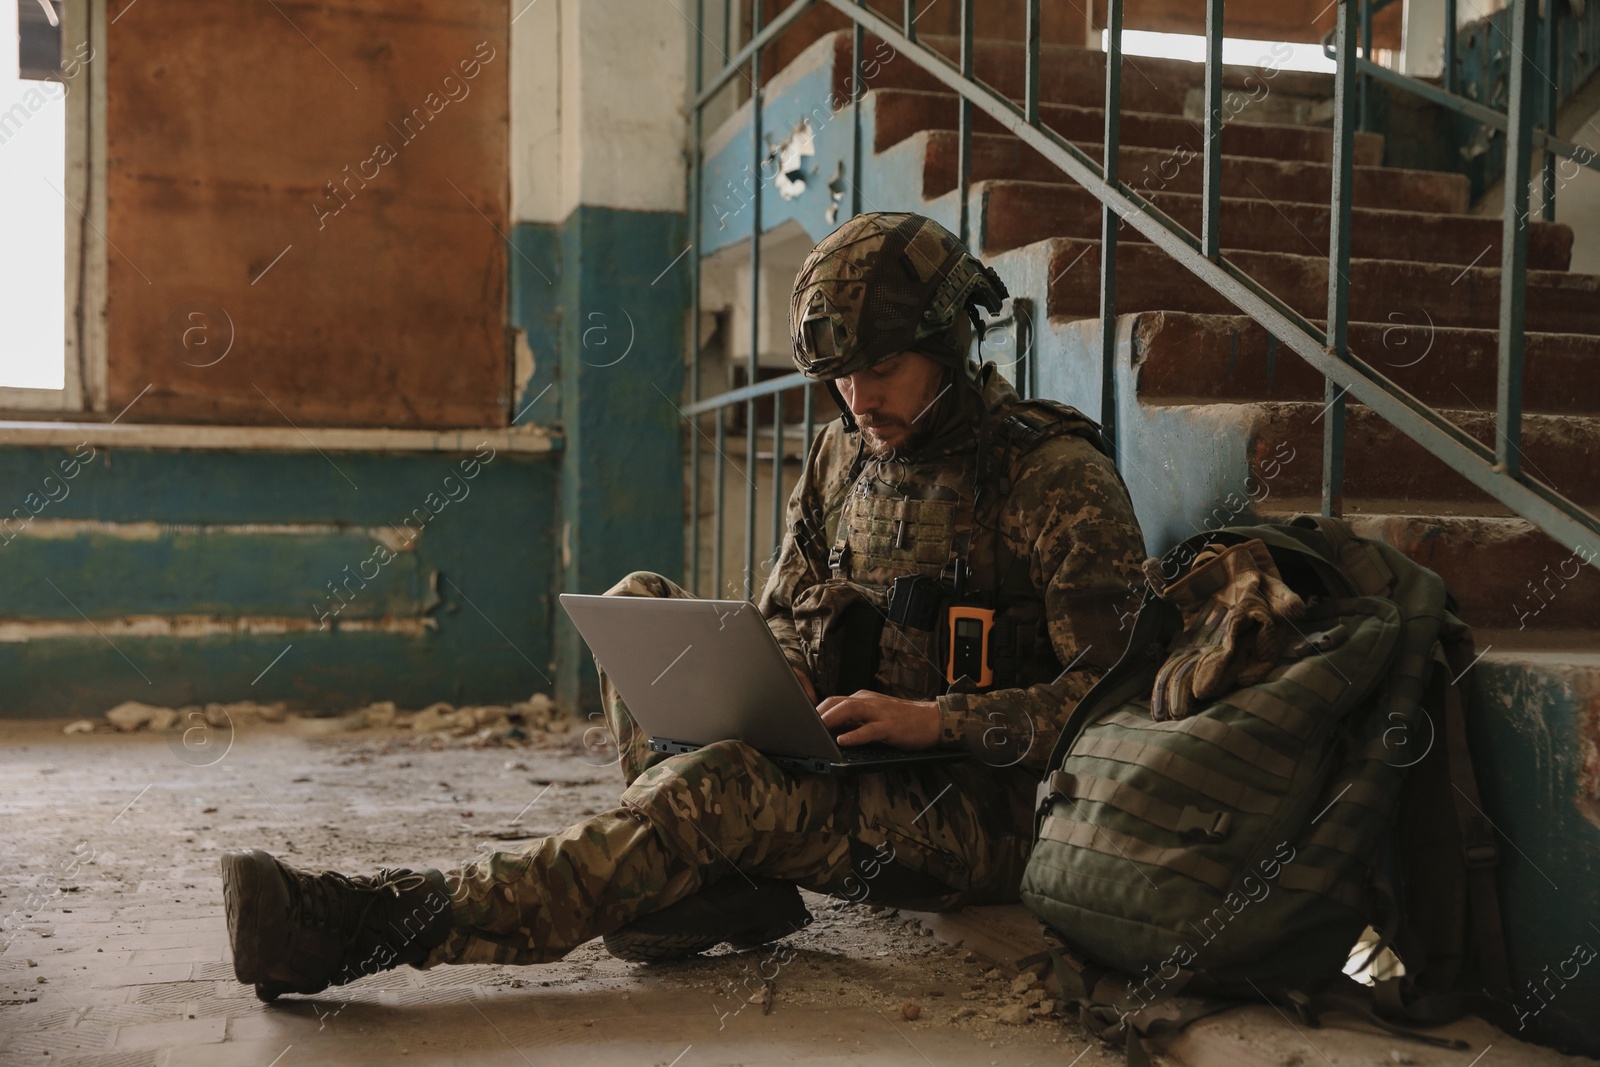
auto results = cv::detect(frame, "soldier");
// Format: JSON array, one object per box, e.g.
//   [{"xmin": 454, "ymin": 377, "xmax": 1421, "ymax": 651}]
[{"xmin": 220, "ymin": 212, "xmax": 1148, "ymax": 1002}]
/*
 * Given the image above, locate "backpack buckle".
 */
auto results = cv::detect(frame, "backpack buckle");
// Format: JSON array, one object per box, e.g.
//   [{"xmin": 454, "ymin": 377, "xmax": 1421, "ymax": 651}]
[
  {"xmin": 1177, "ymin": 806, "xmax": 1232, "ymax": 842},
  {"xmin": 1035, "ymin": 770, "xmax": 1073, "ymax": 815}
]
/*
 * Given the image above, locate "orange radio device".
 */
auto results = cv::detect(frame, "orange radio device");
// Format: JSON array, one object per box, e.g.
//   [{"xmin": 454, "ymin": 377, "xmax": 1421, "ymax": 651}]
[{"xmin": 946, "ymin": 605, "xmax": 995, "ymax": 687}]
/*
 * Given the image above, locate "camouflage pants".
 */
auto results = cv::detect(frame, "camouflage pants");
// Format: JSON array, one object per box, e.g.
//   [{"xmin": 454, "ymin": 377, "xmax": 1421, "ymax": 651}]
[{"xmin": 426, "ymin": 571, "xmax": 1036, "ymax": 967}]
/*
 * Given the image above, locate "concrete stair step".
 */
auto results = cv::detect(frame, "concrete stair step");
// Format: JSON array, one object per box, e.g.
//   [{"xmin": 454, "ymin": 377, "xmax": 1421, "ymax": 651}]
[
  {"xmin": 977, "ymin": 179, "xmax": 1571, "ymax": 268},
  {"xmin": 1254, "ymin": 506, "xmax": 1600, "ymax": 631},
  {"xmin": 917, "ymin": 132, "xmax": 1465, "ymax": 213},
  {"xmin": 1090, "ymin": 144, "xmax": 1470, "ymax": 214},
  {"xmin": 1211, "ymin": 399, "xmax": 1600, "ymax": 509},
  {"xmin": 1043, "ymin": 237, "xmax": 1600, "ymax": 334},
  {"xmin": 876, "ymin": 87, "xmax": 1386, "ymax": 165},
  {"xmin": 853, "ymin": 31, "xmax": 1339, "ymax": 120},
  {"xmin": 1129, "ymin": 312, "xmax": 1600, "ymax": 416}
]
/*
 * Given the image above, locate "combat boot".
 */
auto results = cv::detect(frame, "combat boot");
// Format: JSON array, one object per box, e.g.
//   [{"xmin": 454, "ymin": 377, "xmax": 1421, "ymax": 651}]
[
  {"xmin": 603, "ymin": 876, "xmax": 812, "ymax": 962},
  {"xmin": 221, "ymin": 849, "xmax": 453, "ymax": 1002}
]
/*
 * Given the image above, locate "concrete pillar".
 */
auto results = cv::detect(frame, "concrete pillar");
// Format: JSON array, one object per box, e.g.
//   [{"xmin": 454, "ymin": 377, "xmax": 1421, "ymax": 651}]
[
  {"xmin": 511, "ymin": 0, "xmax": 691, "ymax": 714},
  {"xmin": 1401, "ymin": 0, "xmax": 1448, "ymax": 78}
]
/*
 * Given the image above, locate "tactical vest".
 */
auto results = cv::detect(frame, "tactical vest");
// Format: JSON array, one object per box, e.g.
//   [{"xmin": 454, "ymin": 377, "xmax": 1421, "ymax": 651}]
[{"xmin": 814, "ymin": 398, "xmax": 1111, "ymax": 701}]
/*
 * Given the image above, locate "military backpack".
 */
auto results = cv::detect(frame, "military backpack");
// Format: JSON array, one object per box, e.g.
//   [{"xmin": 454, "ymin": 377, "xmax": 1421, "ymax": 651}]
[{"xmin": 1020, "ymin": 515, "xmax": 1511, "ymax": 1050}]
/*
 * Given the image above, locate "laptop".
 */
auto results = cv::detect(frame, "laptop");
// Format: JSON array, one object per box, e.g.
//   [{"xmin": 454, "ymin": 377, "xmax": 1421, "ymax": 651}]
[{"xmin": 559, "ymin": 593, "xmax": 966, "ymax": 775}]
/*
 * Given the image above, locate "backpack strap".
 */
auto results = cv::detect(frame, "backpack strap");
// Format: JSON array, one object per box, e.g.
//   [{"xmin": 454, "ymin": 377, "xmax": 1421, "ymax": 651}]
[
  {"xmin": 1035, "ymin": 586, "xmax": 1172, "ymax": 818},
  {"xmin": 1288, "ymin": 513, "xmax": 1395, "ymax": 597}
]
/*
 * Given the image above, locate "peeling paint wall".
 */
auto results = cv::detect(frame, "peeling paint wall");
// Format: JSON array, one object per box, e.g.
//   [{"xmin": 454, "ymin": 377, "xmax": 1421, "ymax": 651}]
[{"xmin": 0, "ymin": 444, "xmax": 557, "ymax": 717}]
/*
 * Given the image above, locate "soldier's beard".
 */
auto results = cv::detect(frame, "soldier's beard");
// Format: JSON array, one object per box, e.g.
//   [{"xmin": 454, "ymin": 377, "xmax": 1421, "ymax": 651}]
[
  {"xmin": 857, "ymin": 415, "xmax": 921, "ymax": 457},
  {"xmin": 856, "ymin": 374, "xmax": 952, "ymax": 457}
]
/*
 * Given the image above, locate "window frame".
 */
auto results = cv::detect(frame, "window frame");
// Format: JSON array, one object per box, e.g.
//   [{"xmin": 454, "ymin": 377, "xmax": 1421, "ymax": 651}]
[{"xmin": 0, "ymin": 0, "xmax": 104, "ymax": 415}]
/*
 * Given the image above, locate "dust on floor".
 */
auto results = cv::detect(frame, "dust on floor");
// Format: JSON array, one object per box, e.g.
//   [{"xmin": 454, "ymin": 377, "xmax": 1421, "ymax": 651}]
[{"xmin": 0, "ymin": 717, "xmax": 1116, "ymax": 1067}]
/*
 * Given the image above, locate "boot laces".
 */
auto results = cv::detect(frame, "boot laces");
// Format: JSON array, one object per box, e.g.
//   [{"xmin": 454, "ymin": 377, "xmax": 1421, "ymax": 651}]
[{"xmin": 282, "ymin": 866, "xmax": 427, "ymax": 938}]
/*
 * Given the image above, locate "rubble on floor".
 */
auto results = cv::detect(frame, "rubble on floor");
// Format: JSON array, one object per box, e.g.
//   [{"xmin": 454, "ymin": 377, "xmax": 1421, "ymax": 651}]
[{"xmin": 70, "ymin": 693, "xmax": 574, "ymax": 749}]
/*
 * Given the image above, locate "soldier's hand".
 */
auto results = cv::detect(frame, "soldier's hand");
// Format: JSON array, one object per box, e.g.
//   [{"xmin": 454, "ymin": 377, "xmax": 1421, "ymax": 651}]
[
  {"xmin": 792, "ymin": 665, "xmax": 818, "ymax": 704},
  {"xmin": 817, "ymin": 692, "xmax": 940, "ymax": 750}
]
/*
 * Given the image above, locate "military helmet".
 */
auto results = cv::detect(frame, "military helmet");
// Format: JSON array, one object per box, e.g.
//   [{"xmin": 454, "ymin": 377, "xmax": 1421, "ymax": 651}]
[{"xmin": 789, "ymin": 212, "xmax": 1008, "ymax": 381}]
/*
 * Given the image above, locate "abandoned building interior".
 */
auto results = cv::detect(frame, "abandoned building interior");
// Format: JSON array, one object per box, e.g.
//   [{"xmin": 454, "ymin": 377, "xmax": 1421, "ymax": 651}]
[{"xmin": 2, "ymin": 0, "xmax": 1598, "ymax": 1063}]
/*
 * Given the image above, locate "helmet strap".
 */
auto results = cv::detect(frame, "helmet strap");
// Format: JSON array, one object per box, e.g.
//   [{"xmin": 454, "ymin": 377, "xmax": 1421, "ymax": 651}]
[{"xmin": 825, "ymin": 380, "xmax": 856, "ymax": 432}]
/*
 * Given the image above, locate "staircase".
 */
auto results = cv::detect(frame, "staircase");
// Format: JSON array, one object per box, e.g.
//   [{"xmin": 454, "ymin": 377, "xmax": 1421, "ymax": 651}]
[{"xmin": 696, "ymin": 26, "xmax": 1600, "ymax": 1055}]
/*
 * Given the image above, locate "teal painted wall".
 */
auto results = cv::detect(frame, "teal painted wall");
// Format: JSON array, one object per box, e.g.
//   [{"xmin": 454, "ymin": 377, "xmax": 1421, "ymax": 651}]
[
  {"xmin": 511, "ymin": 206, "xmax": 689, "ymax": 716},
  {"xmin": 0, "ymin": 204, "xmax": 689, "ymax": 720},
  {"xmin": 1471, "ymin": 659, "xmax": 1600, "ymax": 1056},
  {"xmin": 0, "ymin": 444, "xmax": 558, "ymax": 717}
]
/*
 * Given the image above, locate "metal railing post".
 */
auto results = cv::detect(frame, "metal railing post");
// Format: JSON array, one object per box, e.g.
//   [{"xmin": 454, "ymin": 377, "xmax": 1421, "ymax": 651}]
[
  {"xmin": 771, "ymin": 389, "xmax": 785, "ymax": 564},
  {"xmin": 1358, "ymin": 0, "xmax": 1373, "ymax": 132},
  {"xmin": 1201, "ymin": 0, "xmax": 1224, "ymax": 261},
  {"xmin": 744, "ymin": 0, "xmax": 763, "ymax": 600},
  {"xmin": 1099, "ymin": 0, "xmax": 1123, "ymax": 462},
  {"xmin": 689, "ymin": 0, "xmax": 705, "ymax": 593},
  {"xmin": 1539, "ymin": 1, "xmax": 1558, "ymax": 222},
  {"xmin": 1443, "ymin": 0, "xmax": 1457, "ymax": 95},
  {"xmin": 1498, "ymin": 0, "xmax": 1537, "ymax": 482},
  {"xmin": 903, "ymin": 0, "xmax": 915, "ymax": 42},
  {"xmin": 1025, "ymin": 0, "xmax": 1040, "ymax": 127},
  {"xmin": 851, "ymin": 0, "xmax": 864, "ymax": 218},
  {"xmin": 1324, "ymin": 0, "xmax": 1358, "ymax": 518},
  {"xmin": 714, "ymin": 414, "xmax": 727, "ymax": 596},
  {"xmin": 957, "ymin": 0, "xmax": 974, "ymax": 246}
]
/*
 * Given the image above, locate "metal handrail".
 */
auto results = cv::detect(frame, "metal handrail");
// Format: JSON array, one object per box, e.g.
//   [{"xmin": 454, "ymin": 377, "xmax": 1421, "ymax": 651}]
[
  {"xmin": 683, "ymin": 371, "xmax": 808, "ymax": 417},
  {"xmin": 1319, "ymin": 10, "xmax": 1600, "ymax": 176},
  {"xmin": 1354, "ymin": 57, "xmax": 1600, "ymax": 171},
  {"xmin": 683, "ymin": 0, "xmax": 1600, "ymax": 601}
]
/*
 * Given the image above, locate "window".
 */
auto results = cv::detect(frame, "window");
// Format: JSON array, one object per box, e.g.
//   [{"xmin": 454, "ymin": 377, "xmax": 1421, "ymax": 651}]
[{"xmin": 2, "ymin": 0, "xmax": 93, "ymax": 408}]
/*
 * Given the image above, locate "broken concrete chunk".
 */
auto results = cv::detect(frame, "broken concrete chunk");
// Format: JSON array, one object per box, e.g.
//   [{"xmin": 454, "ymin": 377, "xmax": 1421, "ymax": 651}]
[
  {"xmin": 360, "ymin": 701, "xmax": 397, "ymax": 729},
  {"xmin": 996, "ymin": 1004, "xmax": 1032, "ymax": 1025},
  {"xmin": 105, "ymin": 701, "xmax": 178, "ymax": 732},
  {"xmin": 62, "ymin": 720, "xmax": 94, "ymax": 735},
  {"xmin": 473, "ymin": 705, "xmax": 510, "ymax": 726},
  {"xmin": 410, "ymin": 702, "xmax": 456, "ymax": 733}
]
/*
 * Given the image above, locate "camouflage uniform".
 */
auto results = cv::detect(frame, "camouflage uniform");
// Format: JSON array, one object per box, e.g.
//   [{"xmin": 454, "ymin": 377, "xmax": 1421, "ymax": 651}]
[
  {"xmin": 426, "ymin": 370, "xmax": 1146, "ymax": 968},
  {"xmin": 421, "ymin": 213, "xmax": 1145, "ymax": 968}
]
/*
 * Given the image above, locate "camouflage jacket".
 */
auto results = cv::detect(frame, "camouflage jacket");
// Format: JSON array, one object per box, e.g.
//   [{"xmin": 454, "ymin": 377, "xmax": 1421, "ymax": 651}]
[{"xmin": 757, "ymin": 364, "xmax": 1148, "ymax": 774}]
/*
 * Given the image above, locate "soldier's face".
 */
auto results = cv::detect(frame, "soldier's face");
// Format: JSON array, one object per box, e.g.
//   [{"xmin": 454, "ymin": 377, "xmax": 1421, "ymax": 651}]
[{"xmin": 836, "ymin": 351, "xmax": 947, "ymax": 456}]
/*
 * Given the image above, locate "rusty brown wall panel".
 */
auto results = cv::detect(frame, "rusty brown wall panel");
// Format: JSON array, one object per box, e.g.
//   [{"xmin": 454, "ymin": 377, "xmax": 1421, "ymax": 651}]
[{"xmin": 105, "ymin": 0, "xmax": 509, "ymax": 427}]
